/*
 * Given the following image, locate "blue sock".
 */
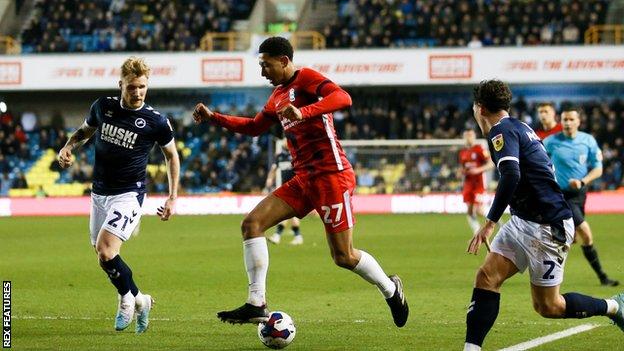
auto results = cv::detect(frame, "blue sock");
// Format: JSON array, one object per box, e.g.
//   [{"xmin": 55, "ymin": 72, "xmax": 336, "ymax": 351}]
[
  {"xmin": 292, "ymin": 226, "xmax": 300, "ymax": 236},
  {"xmin": 466, "ymin": 288, "xmax": 500, "ymax": 347},
  {"xmin": 276, "ymin": 224, "xmax": 285, "ymax": 235},
  {"xmin": 100, "ymin": 255, "xmax": 139, "ymax": 296},
  {"xmin": 562, "ymin": 292, "xmax": 607, "ymax": 318}
]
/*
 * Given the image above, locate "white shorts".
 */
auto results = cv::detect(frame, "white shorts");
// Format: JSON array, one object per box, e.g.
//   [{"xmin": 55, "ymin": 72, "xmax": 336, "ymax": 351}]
[
  {"xmin": 89, "ymin": 191, "xmax": 144, "ymax": 245},
  {"xmin": 491, "ymin": 216, "xmax": 574, "ymax": 287}
]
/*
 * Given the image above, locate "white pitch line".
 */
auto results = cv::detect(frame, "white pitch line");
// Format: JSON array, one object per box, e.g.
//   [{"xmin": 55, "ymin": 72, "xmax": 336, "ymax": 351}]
[
  {"xmin": 498, "ymin": 323, "xmax": 602, "ymax": 351},
  {"xmin": 13, "ymin": 315, "xmax": 371, "ymax": 323}
]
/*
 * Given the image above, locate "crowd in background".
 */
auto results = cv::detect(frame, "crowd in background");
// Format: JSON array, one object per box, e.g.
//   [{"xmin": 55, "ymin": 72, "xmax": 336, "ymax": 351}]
[
  {"xmin": 19, "ymin": 0, "xmax": 612, "ymax": 53},
  {"xmin": 20, "ymin": 0, "xmax": 255, "ymax": 53},
  {"xmin": 1, "ymin": 95, "xmax": 622, "ymax": 196},
  {"xmin": 326, "ymin": 0, "xmax": 609, "ymax": 48}
]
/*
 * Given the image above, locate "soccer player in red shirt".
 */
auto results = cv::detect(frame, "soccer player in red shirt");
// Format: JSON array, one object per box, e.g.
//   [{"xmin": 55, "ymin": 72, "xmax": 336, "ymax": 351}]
[
  {"xmin": 459, "ymin": 129, "xmax": 493, "ymax": 234},
  {"xmin": 193, "ymin": 37, "xmax": 408, "ymax": 327},
  {"xmin": 535, "ymin": 102, "xmax": 562, "ymax": 140}
]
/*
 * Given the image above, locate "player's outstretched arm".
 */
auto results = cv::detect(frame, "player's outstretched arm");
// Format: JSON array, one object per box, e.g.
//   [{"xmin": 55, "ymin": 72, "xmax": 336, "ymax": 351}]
[
  {"xmin": 193, "ymin": 103, "xmax": 275, "ymax": 136},
  {"xmin": 57, "ymin": 121, "xmax": 96, "ymax": 169},
  {"xmin": 157, "ymin": 141, "xmax": 179, "ymax": 221},
  {"xmin": 299, "ymin": 82, "xmax": 352, "ymax": 118}
]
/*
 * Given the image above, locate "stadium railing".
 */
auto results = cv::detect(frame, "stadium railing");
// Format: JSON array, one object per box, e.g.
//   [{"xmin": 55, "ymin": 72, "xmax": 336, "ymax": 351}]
[
  {"xmin": 0, "ymin": 36, "xmax": 20, "ymax": 54},
  {"xmin": 200, "ymin": 31, "xmax": 326, "ymax": 51},
  {"xmin": 585, "ymin": 24, "xmax": 624, "ymax": 44}
]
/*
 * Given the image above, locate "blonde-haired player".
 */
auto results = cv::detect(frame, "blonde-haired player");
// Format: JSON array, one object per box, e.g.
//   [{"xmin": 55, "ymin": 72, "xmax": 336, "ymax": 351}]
[{"xmin": 58, "ymin": 56, "xmax": 179, "ymax": 333}]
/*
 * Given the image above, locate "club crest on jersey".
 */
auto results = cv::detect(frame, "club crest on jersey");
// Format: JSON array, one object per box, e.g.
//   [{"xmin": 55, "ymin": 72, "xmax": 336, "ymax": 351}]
[
  {"xmin": 492, "ymin": 134, "xmax": 504, "ymax": 151},
  {"xmin": 104, "ymin": 110, "xmax": 113, "ymax": 118},
  {"xmin": 135, "ymin": 118, "xmax": 146, "ymax": 128},
  {"xmin": 289, "ymin": 88, "xmax": 295, "ymax": 102}
]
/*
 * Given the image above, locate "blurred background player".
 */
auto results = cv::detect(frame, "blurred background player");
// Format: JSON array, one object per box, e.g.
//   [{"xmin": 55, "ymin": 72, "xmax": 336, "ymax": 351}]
[
  {"xmin": 465, "ymin": 80, "xmax": 624, "ymax": 351},
  {"xmin": 193, "ymin": 37, "xmax": 408, "ymax": 327},
  {"xmin": 459, "ymin": 129, "xmax": 493, "ymax": 234},
  {"xmin": 266, "ymin": 140, "xmax": 303, "ymax": 245},
  {"xmin": 535, "ymin": 102, "xmax": 562, "ymax": 140},
  {"xmin": 57, "ymin": 57, "xmax": 180, "ymax": 333},
  {"xmin": 544, "ymin": 107, "xmax": 619, "ymax": 287}
]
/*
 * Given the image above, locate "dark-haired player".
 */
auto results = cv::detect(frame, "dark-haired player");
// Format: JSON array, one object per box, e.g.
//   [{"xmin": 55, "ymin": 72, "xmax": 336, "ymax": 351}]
[
  {"xmin": 544, "ymin": 108, "xmax": 618, "ymax": 286},
  {"xmin": 193, "ymin": 37, "xmax": 408, "ymax": 327},
  {"xmin": 535, "ymin": 102, "xmax": 562, "ymax": 140},
  {"xmin": 58, "ymin": 57, "xmax": 179, "ymax": 333},
  {"xmin": 463, "ymin": 80, "xmax": 623, "ymax": 351}
]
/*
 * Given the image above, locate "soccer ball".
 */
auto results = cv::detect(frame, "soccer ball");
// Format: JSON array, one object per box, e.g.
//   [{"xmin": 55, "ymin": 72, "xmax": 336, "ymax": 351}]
[{"xmin": 257, "ymin": 311, "xmax": 296, "ymax": 349}]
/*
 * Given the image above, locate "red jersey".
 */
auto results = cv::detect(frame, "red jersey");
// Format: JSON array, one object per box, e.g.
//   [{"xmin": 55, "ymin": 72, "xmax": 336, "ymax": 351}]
[
  {"xmin": 212, "ymin": 67, "xmax": 352, "ymax": 177},
  {"xmin": 535, "ymin": 123, "xmax": 562, "ymax": 140},
  {"xmin": 459, "ymin": 144, "xmax": 488, "ymax": 190}
]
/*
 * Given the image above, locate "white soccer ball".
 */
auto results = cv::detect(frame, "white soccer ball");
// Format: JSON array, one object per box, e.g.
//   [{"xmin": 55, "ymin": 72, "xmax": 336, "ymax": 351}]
[{"xmin": 257, "ymin": 311, "xmax": 296, "ymax": 349}]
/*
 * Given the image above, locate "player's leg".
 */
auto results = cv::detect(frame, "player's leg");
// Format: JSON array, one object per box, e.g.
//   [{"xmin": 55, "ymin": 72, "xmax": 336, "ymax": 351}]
[
  {"xmin": 268, "ymin": 220, "xmax": 286, "ymax": 244},
  {"xmin": 530, "ymin": 283, "xmax": 620, "ymax": 318},
  {"xmin": 567, "ymin": 192, "xmax": 618, "ymax": 286},
  {"xmin": 94, "ymin": 192, "xmax": 148, "ymax": 332},
  {"xmin": 326, "ymin": 227, "xmax": 408, "ymax": 327},
  {"xmin": 289, "ymin": 217, "xmax": 303, "ymax": 245},
  {"xmin": 464, "ymin": 252, "xmax": 518, "ymax": 351},
  {"xmin": 525, "ymin": 217, "xmax": 624, "ymax": 331},
  {"xmin": 576, "ymin": 221, "xmax": 617, "ymax": 285},
  {"xmin": 466, "ymin": 202, "xmax": 481, "ymax": 234},
  {"xmin": 217, "ymin": 193, "xmax": 300, "ymax": 324},
  {"xmin": 530, "ymin": 283, "xmax": 624, "ymax": 332},
  {"xmin": 314, "ymin": 169, "xmax": 408, "ymax": 327},
  {"xmin": 96, "ymin": 230, "xmax": 137, "ymax": 331},
  {"xmin": 464, "ymin": 189, "xmax": 480, "ymax": 234},
  {"xmin": 465, "ymin": 216, "xmax": 526, "ymax": 351}
]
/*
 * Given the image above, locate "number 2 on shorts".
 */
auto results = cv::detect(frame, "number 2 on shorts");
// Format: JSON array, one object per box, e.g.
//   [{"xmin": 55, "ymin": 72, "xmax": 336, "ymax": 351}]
[{"xmin": 542, "ymin": 260, "xmax": 556, "ymax": 280}]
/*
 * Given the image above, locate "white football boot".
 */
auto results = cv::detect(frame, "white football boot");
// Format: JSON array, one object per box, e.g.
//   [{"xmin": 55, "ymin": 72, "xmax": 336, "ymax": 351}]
[
  {"xmin": 115, "ymin": 292, "xmax": 136, "ymax": 331},
  {"xmin": 135, "ymin": 293, "xmax": 154, "ymax": 333}
]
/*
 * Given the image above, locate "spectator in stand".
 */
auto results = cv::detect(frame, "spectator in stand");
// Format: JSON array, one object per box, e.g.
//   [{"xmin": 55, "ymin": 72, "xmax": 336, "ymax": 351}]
[
  {"xmin": 21, "ymin": 0, "xmax": 255, "ymax": 53},
  {"xmin": 328, "ymin": 0, "xmax": 609, "ymax": 49},
  {"xmin": 13, "ymin": 171, "xmax": 28, "ymax": 189},
  {"xmin": 0, "ymin": 172, "xmax": 11, "ymax": 196}
]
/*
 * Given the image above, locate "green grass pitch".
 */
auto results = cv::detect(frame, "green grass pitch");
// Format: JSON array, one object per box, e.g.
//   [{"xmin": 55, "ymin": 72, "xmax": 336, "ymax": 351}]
[{"xmin": 1, "ymin": 214, "xmax": 622, "ymax": 350}]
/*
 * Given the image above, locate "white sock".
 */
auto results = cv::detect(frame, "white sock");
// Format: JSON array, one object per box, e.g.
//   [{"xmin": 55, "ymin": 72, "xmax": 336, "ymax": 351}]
[
  {"xmin": 463, "ymin": 342, "xmax": 481, "ymax": 351},
  {"xmin": 353, "ymin": 251, "xmax": 396, "ymax": 299},
  {"xmin": 243, "ymin": 237, "xmax": 269, "ymax": 307},
  {"xmin": 134, "ymin": 291, "xmax": 145, "ymax": 305},
  {"xmin": 119, "ymin": 291, "xmax": 135, "ymax": 304},
  {"xmin": 467, "ymin": 215, "xmax": 481, "ymax": 234},
  {"xmin": 606, "ymin": 299, "xmax": 619, "ymax": 315}
]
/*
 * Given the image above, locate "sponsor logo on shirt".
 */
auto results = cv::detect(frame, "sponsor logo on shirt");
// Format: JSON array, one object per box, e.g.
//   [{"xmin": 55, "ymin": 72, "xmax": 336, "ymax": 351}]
[{"xmin": 101, "ymin": 122, "xmax": 138, "ymax": 149}]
